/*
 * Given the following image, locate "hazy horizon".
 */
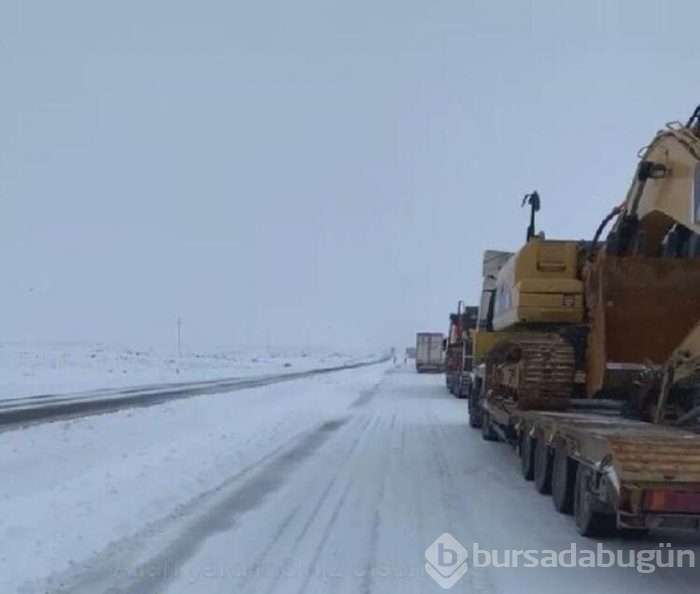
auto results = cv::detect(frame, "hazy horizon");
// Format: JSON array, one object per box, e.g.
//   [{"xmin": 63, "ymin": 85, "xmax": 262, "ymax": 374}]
[{"xmin": 3, "ymin": 0, "xmax": 699, "ymax": 351}]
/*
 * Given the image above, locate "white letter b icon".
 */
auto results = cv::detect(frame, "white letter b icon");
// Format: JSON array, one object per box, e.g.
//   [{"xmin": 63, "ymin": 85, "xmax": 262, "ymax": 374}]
[{"xmin": 425, "ymin": 534, "xmax": 468, "ymax": 589}]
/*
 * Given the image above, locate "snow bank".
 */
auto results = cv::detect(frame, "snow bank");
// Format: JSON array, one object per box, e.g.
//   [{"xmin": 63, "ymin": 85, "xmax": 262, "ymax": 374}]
[{"xmin": 0, "ymin": 342, "xmax": 378, "ymax": 400}]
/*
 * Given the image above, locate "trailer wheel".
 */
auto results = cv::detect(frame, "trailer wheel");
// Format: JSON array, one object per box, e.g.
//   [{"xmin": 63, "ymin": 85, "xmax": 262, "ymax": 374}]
[
  {"xmin": 468, "ymin": 384, "xmax": 482, "ymax": 429},
  {"xmin": 574, "ymin": 465, "xmax": 616, "ymax": 537},
  {"xmin": 468, "ymin": 405, "xmax": 480, "ymax": 428},
  {"xmin": 552, "ymin": 446, "xmax": 576, "ymax": 514},
  {"xmin": 456, "ymin": 380, "xmax": 468, "ymax": 400},
  {"xmin": 534, "ymin": 439, "xmax": 552, "ymax": 494},
  {"xmin": 519, "ymin": 434, "xmax": 535, "ymax": 481},
  {"xmin": 481, "ymin": 412, "xmax": 498, "ymax": 441}
]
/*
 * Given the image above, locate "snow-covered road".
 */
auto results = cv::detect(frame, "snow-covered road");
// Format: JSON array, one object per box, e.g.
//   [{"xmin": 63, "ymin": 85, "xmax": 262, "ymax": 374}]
[
  {"xmin": 0, "ymin": 357, "xmax": 386, "ymax": 428},
  {"xmin": 2, "ymin": 366, "xmax": 698, "ymax": 593}
]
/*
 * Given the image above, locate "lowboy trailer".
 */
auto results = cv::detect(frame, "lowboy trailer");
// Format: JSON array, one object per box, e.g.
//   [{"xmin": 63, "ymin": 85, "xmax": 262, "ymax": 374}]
[{"xmin": 480, "ymin": 398, "xmax": 700, "ymax": 535}]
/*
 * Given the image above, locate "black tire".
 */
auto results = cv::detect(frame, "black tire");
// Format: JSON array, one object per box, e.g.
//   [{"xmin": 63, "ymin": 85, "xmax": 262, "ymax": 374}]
[
  {"xmin": 458, "ymin": 376, "xmax": 471, "ymax": 400},
  {"xmin": 534, "ymin": 439, "xmax": 552, "ymax": 494},
  {"xmin": 456, "ymin": 381, "xmax": 467, "ymax": 400},
  {"xmin": 574, "ymin": 465, "xmax": 616, "ymax": 537},
  {"xmin": 468, "ymin": 387, "xmax": 482, "ymax": 429},
  {"xmin": 520, "ymin": 434, "xmax": 535, "ymax": 481},
  {"xmin": 552, "ymin": 446, "xmax": 576, "ymax": 514},
  {"xmin": 468, "ymin": 409, "xmax": 479, "ymax": 428},
  {"xmin": 481, "ymin": 412, "xmax": 498, "ymax": 441}
]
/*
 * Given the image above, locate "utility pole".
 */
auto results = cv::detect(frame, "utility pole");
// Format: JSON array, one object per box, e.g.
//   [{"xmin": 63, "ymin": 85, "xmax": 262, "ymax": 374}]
[{"xmin": 177, "ymin": 317, "xmax": 182, "ymax": 358}]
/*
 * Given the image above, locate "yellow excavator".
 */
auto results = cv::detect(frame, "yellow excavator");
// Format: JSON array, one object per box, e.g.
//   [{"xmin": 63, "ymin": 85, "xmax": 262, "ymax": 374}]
[
  {"xmin": 471, "ymin": 106, "xmax": 700, "ymax": 423},
  {"xmin": 467, "ymin": 107, "xmax": 700, "ymax": 535}
]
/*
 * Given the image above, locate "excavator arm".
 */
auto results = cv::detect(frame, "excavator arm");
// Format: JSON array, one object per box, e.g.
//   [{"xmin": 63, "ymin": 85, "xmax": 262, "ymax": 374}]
[
  {"xmin": 585, "ymin": 108, "xmax": 700, "ymax": 402},
  {"xmin": 608, "ymin": 112, "xmax": 700, "ymax": 258}
]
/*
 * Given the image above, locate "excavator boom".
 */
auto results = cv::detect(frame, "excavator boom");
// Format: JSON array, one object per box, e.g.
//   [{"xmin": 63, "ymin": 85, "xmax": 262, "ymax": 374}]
[{"xmin": 586, "ymin": 110, "xmax": 700, "ymax": 398}]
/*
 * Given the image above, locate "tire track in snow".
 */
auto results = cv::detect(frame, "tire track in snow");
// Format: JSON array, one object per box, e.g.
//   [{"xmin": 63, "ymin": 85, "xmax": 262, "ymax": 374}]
[
  {"xmin": 41, "ymin": 417, "xmax": 352, "ymax": 594},
  {"xmin": 358, "ymin": 413, "xmax": 394, "ymax": 594},
  {"xmin": 263, "ymin": 414, "xmax": 382, "ymax": 594},
  {"xmin": 426, "ymin": 410, "xmax": 497, "ymax": 594},
  {"xmin": 292, "ymin": 412, "xmax": 390, "ymax": 594},
  {"xmin": 235, "ymin": 413, "xmax": 375, "ymax": 593}
]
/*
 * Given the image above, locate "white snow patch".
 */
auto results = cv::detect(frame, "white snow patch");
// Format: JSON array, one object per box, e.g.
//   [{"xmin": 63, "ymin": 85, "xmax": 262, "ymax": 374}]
[
  {"xmin": 0, "ymin": 341, "xmax": 377, "ymax": 400},
  {"xmin": 0, "ymin": 363, "xmax": 389, "ymax": 593}
]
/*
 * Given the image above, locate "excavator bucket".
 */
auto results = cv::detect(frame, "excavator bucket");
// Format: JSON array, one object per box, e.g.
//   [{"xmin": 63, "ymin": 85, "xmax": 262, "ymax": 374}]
[{"xmin": 586, "ymin": 254, "xmax": 700, "ymax": 396}]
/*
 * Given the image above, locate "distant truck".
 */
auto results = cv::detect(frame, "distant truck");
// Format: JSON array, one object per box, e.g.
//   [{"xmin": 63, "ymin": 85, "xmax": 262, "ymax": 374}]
[
  {"xmin": 415, "ymin": 332, "xmax": 444, "ymax": 373},
  {"xmin": 405, "ymin": 347, "xmax": 416, "ymax": 359}
]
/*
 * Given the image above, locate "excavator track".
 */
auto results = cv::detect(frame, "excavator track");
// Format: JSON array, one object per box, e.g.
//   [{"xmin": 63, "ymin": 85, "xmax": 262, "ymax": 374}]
[{"xmin": 486, "ymin": 336, "xmax": 575, "ymax": 410}]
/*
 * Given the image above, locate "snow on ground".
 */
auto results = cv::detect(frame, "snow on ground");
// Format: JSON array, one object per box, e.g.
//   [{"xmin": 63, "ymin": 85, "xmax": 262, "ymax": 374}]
[
  {"xmin": 0, "ymin": 363, "xmax": 389, "ymax": 593},
  {"xmin": 1, "ymin": 364, "xmax": 698, "ymax": 594},
  {"xmin": 0, "ymin": 341, "xmax": 376, "ymax": 400}
]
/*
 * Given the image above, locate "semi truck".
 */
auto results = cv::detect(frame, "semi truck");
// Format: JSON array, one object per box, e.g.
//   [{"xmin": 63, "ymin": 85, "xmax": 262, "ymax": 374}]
[
  {"xmin": 466, "ymin": 107, "xmax": 700, "ymax": 536},
  {"xmin": 444, "ymin": 303, "xmax": 479, "ymax": 398},
  {"xmin": 415, "ymin": 332, "xmax": 444, "ymax": 373}
]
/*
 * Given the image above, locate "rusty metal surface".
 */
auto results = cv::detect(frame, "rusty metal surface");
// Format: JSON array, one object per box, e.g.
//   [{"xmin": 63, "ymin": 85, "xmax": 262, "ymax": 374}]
[
  {"xmin": 486, "ymin": 336, "xmax": 575, "ymax": 410},
  {"xmin": 517, "ymin": 338, "xmax": 574, "ymax": 405},
  {"xmin": 608, "ymin": 437, "xmax": 700, "ymax": 485},
  {"xmin": 518, "ymin": 409, "xmax": 700, "ymax": 488},
  {"xmin": 586, "ymin": 253, "xmax": 700, "ymax": 395}
]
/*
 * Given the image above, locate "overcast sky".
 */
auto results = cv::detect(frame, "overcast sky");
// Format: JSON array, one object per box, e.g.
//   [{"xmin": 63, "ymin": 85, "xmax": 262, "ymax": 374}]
[{"xmin": 1, "ymin": 1, "xmax": 699, "ymax": 352}]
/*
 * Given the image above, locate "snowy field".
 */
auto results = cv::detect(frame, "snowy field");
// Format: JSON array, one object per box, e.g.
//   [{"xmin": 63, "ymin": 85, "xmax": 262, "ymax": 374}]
[
  {"xmin": 0, "ymin": 362, "xmax": 389, "ymax": 593},
  {"xmin": 1, "ymin": 364, "xmax": 698, "ymax": 594},
  {"xmin": 0, "ymin": 342, "xmax": 376, "ymax": 400}
]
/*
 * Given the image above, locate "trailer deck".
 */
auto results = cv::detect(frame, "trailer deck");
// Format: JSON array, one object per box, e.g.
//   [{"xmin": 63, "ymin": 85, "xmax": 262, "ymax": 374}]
[{"xmin": 483, "ymin": 400, "xmax": 700, "ymax": 531}]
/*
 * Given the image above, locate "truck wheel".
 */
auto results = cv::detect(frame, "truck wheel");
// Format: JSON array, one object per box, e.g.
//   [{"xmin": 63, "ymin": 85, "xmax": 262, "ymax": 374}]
[
  {"xmin": 468, "ymin": 400, "xmax": 478, "ymax": 428},
  {"xmin": 457, "ymin": 382, "xmax": 467, "ymax": 400},
  {"xmin": 574, "ymin": 465, "xmax": 616, "ymax": 537},
  {"xmin": 534, "ymin": 439, "xmax": 552, "ymax": 494},
  {"xmin": 552, "ymin": 447, "xmax": 576, "ymax": 514},
  {"xmin": 481, "ymin": 413, "xmax": 498, "ymax": 441},
  {"xmin": 468, "ymin": 391, "xmax": 482, "ymax": 429},
  {"xmin": 520, "ymin": 434, "xmax": 535, "ymax": 481}
]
